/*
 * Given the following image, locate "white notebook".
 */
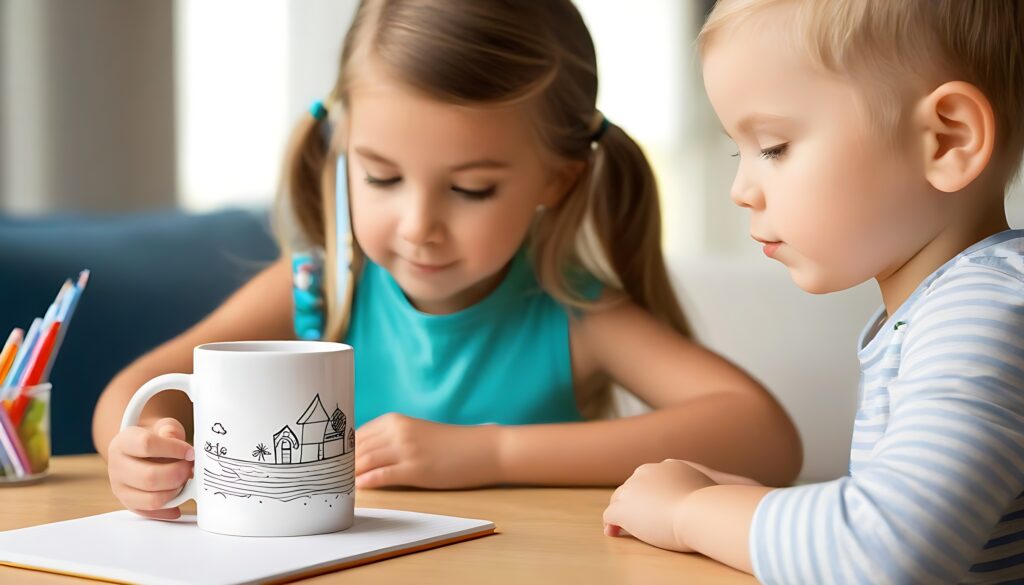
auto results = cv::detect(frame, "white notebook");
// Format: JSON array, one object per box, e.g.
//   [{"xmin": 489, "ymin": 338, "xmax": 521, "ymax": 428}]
[{"xmin": 0, "ymin": 508, "xmax": 495, "ymax": 585}]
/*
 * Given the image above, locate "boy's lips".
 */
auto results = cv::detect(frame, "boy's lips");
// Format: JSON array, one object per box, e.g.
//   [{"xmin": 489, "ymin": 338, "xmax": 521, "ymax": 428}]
[{"xmin": 751, "ymin": 235, "xmax": 783, "ymax": 258}]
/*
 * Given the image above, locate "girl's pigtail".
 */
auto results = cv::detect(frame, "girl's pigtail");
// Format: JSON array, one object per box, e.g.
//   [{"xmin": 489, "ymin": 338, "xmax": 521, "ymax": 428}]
[
  {"xmin": 274, "ymin": 102, "xmax": 335, "ymax": 340},
  {"xmin": 583, "ymin": 123, "xmax": 691, "ymax": 337}
]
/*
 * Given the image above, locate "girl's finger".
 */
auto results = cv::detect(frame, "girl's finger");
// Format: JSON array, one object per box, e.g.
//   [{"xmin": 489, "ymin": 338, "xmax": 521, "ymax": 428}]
[
  {"xmin": 113, "ymin": 456, "xmax": 192, "ymax": 492},
  {"xmin": 119, "ymin": 426, "xmax": 195, "ymax": 460},
  {"xmin": 352, "ymin": 422, "xmax": 385, "ymax": 444},
  {"xmin": 355, "ymin": 463, "xmax": 406, "ymax": 489},
  {"xmin": 131, "ymin": 507, "xmax": 183, "ymax": 521},
  {"xmin": 354, "ymin": 444, "xmax": 398, "ymax": 475},
  {"xmin": 153, "ymin": 417, "xmax": 187, "ymax": 441},
  {"xmin": 113, "ymin": 482, "xmax": 188, "ymax": 512},
  {"xmin": 353, "ymin": 430, "xmax": 391, "ymax": 457}
]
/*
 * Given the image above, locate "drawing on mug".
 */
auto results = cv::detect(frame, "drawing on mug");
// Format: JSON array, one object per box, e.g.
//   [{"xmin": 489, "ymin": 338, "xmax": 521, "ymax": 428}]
[
  {"xmin": 201, "ymin": 394, "xmax": 354, "ymax": 502},
  {"xmin": 252, "ymin": 443, "xmax": 270, "ymax": 461}
]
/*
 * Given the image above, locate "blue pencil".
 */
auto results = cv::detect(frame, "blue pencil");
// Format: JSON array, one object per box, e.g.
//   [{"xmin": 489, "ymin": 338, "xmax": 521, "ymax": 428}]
[
  {"xmin": 2, "ymin": 318, "xmax": 41, "ymax": 392},
  {"xmin": 41, "ymin": 270, "xmax": 89, "ymax": 381},
  {"xmin": 2, "ymin": 279, "xmax": 70, "ymax": 396}
]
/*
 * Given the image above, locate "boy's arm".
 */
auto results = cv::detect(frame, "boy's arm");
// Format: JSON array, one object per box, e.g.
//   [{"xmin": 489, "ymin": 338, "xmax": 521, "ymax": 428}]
[
  {"xmin": 657, "ymin": 268, "xmax": 1024, "ymax": 584},
  {"xmin": 92, "ymin": 257, "xmax": 295, "ymax": 458},
  {"xmin": 676, "ymin": 485, "xmax": 768, "ymax": 573}
]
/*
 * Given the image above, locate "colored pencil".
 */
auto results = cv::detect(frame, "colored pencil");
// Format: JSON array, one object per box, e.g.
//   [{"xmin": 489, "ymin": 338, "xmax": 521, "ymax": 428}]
[
  {"xmin": 41, "ymin": 270, "xmax": 89, "ymax": 382},
  {"xmin": 2, "ymin": 318, "xmax": 41, "ymax": 391},
  {"xmin": 0, "ymin": 408, "xmax": 29, "ymax": 476},
  {"xmin": 0, "ymin": 329, "xmax": 22, "ymax": 384},
  {"xmin": 10, "ymin": 321, "xmax": 60, "ymax": 426}
]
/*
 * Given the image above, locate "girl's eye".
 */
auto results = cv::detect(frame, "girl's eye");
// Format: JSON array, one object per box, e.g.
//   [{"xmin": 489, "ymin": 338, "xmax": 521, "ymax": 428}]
[
  {"xmin": 759, "ymin": 143, "xmax": 788, "ymax": 160},
  {"xmin": 731, "ymin": 151, "xmax": 740, "ymax": 158},
  {"xmin": 452, "ymin": 185, "xmax": 497, "ymax": 200},
  {"xmin": 364, "ymin": 174, "xmax": 401, "ymax": 187}
]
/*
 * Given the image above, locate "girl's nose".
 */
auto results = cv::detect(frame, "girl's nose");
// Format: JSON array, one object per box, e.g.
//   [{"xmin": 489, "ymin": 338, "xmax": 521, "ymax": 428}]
[{"xmin": 398, "ymin": 193, "xmax": 443, "ymax": 245}]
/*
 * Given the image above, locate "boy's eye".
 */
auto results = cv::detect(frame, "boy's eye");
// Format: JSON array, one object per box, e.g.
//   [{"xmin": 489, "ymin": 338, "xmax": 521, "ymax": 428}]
[
  {"xmin": 364, "ymin": 174, "xmax": 401, "ymax": 187},
  {"xmin": 759, "ymin": 143, "xmax": 788, "ymax": 160},
  {"xmin": 452, "ymin": 185, "xmax": 498, "ymax": 200}
]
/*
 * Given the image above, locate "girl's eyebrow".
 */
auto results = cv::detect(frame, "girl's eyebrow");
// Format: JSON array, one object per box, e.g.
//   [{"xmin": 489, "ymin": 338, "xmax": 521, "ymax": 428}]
[
  {"xmin": 353, "ymin": 146, "xmax": 398, "ymax": 166},
  {"xmin": 450, "ymin": 159, "xmax": 509, "ymax": 172},
  {"xmin": 352, "ymin": 146, "xmax": 509, "ymax": 172}
]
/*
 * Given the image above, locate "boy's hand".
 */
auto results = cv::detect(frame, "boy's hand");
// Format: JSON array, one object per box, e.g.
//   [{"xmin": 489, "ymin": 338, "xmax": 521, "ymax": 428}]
[
  {"xmin": 106, "ymin": 417, "xmax": 194, "ymax": 520},
  {"xmin": 354, "ymin": 413, "xmax": 501, "ymax": 489},
  {"xmin": 603, "ymin": 459, "xmax": 725, "ymax": 552}
]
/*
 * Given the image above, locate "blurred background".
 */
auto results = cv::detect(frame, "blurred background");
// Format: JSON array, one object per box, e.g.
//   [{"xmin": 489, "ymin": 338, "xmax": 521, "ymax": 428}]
[
  {"xmin": 1, "ymin": 1, "xmax": 1021, "ymax": 473},
  {"xmin": 2, "ymin": 0, "xmax": 1021, "ymax": 252}
]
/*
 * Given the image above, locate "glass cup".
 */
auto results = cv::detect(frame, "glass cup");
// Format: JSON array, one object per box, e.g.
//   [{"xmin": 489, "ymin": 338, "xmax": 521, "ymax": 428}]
[{"xmin": 0, "ymin": 383, "xmax": 51, "ymax": 484}]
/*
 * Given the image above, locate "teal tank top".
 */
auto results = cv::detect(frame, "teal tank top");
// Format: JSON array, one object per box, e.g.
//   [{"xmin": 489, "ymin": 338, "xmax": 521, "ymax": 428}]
[{"xmin": 344, "ymin": 249, "xmax": 585, "ymax": 427}]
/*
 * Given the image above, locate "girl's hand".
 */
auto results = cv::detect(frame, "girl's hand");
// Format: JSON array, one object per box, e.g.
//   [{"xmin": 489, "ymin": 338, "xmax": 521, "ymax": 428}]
[
  {"xmin": 355, "ymin": 414, "xmax": 502, "ymax": 489},
  {"xmin": 602, "ymin": 459, "xmax": 722, "ymax": 552},
  {"xmin": 106, "ymin": 417, "xmax": 195, "ymax": 520}
]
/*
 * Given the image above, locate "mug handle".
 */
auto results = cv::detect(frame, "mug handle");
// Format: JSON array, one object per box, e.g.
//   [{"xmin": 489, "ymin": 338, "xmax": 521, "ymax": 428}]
[{"xmin": 119, "ymin": 373, "xmax": 196, "ymax": 508}]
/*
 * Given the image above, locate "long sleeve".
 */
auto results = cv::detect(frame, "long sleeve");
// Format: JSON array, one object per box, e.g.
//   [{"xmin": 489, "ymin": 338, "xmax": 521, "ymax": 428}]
[{"xmin": 751, "ymin": 258, "xmax": 1024, "ymax": 585}]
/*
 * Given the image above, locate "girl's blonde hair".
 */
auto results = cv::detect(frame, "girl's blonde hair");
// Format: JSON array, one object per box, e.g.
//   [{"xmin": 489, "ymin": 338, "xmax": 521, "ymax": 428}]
[
  {"xmin": 277, "ymin": 0, "xmax": 691, "ymax": 357},
  {"xmin": 699, "ymin": 0, "xmax": 1024, "ymax": 181}
]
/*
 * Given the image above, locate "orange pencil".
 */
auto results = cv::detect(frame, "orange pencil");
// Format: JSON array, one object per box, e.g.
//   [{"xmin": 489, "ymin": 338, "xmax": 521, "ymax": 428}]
[
  {"xmin": 0, "ymin": 329, "xmax": 23, "ymax": 384},
  {"xmin": 10, "ymin": 321, "xmax": 60, "ymax": 426}
]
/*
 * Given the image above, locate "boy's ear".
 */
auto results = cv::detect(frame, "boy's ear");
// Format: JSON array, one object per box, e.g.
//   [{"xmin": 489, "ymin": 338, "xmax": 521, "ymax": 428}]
[
  {"xmin": 916, "ymin": 81, "xmax": 995, "ymax": 193},
  {"xmin": 542, "ymin": 160, "xmax": 587, "ymax": 208}
]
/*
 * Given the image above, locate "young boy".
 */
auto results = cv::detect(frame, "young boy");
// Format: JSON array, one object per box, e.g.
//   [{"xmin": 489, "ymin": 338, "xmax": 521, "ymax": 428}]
[{"xmin": 603, "ymin": 1, "xmax": 1024, "ymax": 583}]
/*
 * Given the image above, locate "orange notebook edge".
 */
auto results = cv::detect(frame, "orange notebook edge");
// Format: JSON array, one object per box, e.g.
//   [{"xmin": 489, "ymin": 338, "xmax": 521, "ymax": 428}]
[
  {"xmin": 0, "ymin": 526, "xmax": 498, "ymax": 585},
  {"xmin": 267, "ymin": 527, "xmax": 497, "ymax": 584}
]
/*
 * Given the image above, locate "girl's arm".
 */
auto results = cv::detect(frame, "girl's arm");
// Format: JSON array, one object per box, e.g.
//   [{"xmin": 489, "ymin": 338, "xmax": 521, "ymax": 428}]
[
  {"xmin": 496, "ymin": 299, "xmax": 803, "ymax": 487},
  {"xmin": 92, "ymin": 256, "xmax": 295, "ymax": 458}
]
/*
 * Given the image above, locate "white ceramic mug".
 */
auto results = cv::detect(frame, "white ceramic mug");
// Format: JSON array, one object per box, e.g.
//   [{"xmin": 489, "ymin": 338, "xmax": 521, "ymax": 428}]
[{"xmin": 120, "ymin": 341, "xmax": 355, "ymax": 536}]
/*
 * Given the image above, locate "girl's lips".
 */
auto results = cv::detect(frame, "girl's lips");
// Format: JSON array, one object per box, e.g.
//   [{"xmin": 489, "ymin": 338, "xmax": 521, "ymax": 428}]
[
  {"xmin": 406, "ymin": 259, "xmax": 455, "ymax": 274},
  {"xmin": 762, "ymin": 242, "xmax": 782, "ymax": 258}
]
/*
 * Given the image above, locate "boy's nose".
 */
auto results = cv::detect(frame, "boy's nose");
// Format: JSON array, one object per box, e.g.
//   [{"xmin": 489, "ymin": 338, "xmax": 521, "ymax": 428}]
[{"xmin": 730, "ymin": 173, "xmax": 765, "ymax": 210}]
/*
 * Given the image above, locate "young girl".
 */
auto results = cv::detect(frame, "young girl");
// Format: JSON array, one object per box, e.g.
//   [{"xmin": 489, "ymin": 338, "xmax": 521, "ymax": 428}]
[
  {"xmin": 604, "ymin": 1, "xmax": 1024, "ymax": 583},
  {"xmin": 94, "ymin": 0, "xmax": 801, "ymax": 520}
]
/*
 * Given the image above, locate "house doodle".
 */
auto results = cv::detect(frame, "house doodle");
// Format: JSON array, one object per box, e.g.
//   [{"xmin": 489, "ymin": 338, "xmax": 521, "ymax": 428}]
[{"xmin": 201, "ymin": 394, "xmax": 354, "ymax": 502}]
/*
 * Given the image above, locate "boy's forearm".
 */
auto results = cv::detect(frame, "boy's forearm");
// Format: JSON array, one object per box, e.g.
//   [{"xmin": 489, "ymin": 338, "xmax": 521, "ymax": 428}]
[
  {"xmin": 495, "ymin": 393, "xmax": 802, "ymax": 486},
  {"xmin": 678, "ymin": 484, "xmax": 772, "ymax": 574}
]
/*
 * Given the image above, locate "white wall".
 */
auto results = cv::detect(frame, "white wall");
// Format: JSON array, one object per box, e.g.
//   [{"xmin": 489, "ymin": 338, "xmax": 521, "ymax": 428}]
[{"xmin": 175, "ymin": 0, "xmax": 356, "ymax": 212}]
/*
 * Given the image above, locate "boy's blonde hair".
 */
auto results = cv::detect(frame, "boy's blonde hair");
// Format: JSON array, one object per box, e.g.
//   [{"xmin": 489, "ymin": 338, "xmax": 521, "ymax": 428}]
[
  {"xmin": 699, "ymin": 0, "xmax": 1024, "ymax": 182},
  {"xmin": 277, "ymin": 0, "xmax": 691, "ymax": 413}
]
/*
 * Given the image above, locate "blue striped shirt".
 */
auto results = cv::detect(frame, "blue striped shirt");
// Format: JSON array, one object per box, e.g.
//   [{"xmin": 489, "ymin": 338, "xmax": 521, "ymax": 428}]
[{"xmin": 751, "ymin": 230, "xmax": 1024, "ymax": 585}]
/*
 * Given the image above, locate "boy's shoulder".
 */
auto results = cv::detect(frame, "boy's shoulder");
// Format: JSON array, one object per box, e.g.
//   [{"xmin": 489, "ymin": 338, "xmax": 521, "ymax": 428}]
[
  {"xmin": 895, "ymin": 230, "xmax": 1024, "ymax": 371},
  {"xmin": 907, "ymin": 229, "xmax": 1024, "ymax": 332},
  {"xmin": 957, "ymin": 230, "xmax": 1024, "ymax": 283},
  {"xmin": 928, "ymin": 229, "xmax": 1024, "ymax": 293}
]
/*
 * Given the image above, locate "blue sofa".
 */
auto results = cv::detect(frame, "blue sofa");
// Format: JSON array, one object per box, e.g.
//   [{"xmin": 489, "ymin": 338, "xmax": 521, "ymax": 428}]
[{"xmin": 0, "ymin": 209, "xmax": 280, "ymax": 454}]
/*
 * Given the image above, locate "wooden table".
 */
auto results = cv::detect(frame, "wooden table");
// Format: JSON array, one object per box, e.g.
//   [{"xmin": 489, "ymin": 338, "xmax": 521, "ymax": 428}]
[{"xmin": 0, "ymin": 455, "xmax": 756, "ymax": 584}]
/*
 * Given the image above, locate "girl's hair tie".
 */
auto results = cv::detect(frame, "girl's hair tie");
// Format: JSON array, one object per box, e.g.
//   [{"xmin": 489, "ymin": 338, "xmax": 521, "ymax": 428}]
[
  {"xmin": 589, "ymin": 114, "xmax": 611, "ymax": 150},
  {"xmin": 309, "ymin": 100, "xmax": 328, "ymax": 121}
]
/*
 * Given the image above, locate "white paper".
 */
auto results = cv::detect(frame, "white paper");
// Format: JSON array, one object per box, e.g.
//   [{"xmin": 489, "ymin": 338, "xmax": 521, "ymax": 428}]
[{"xmin": 0, "ymin": 508, "xmax": 494, "ymax": 585}]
